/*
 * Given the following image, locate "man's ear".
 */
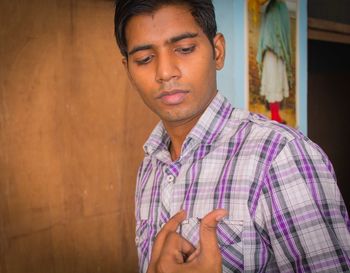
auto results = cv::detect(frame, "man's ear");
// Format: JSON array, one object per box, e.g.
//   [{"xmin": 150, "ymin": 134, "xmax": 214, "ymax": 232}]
[
  {"xmin": 213, "ymin": 33, "xmax": 225, "ymax": 70},
  {"xmin": 122, "ymin": 57, "xmax": 132, "ymax": 80},
  {"xmin": 122, "ymin": 57, "xmax": 128, "ymax": 70},
  {"xmin": 122, "ymin": 57, "xmax": 137, "ymax": 88}
]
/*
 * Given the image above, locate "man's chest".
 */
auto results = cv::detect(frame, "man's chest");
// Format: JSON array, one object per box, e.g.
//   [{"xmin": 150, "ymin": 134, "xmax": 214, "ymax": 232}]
[
  {"xmin": 137, "ymin": 154, "xmax": 257, "ymax": 221},
  {"xmin": 135, "ymin": 139, "xmax": 279, "ymax": 272}
]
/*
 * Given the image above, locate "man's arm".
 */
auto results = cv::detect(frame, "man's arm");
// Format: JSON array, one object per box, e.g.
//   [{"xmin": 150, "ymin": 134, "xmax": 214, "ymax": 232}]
[{"xmin": 256, "ymin": 138, "xmax": 350, "ymax": 272}]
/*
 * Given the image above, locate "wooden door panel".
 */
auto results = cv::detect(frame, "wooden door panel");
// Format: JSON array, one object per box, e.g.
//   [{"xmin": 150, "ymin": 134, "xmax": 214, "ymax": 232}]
[{"xmin": 0, "ymin": 1, "xmax": 158, "ymax": 272}]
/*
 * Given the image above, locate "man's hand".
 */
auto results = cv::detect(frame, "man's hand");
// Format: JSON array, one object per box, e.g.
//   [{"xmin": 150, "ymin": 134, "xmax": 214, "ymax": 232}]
[{"xmin": 146, "ymin": 209, "xmax": 228, "ymax": 273}]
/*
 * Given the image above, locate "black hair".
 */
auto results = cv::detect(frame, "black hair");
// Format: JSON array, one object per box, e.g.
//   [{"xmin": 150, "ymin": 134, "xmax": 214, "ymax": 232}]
[{"xmin": 114, "ymin": 0, "xmax": 217, "ymax": 58}]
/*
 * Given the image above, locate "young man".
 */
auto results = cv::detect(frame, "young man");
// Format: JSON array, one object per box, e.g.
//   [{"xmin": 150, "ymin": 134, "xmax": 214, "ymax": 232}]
[{"xmin": 114, "ymin": 1, "xmax": 350, "ymax": 272}]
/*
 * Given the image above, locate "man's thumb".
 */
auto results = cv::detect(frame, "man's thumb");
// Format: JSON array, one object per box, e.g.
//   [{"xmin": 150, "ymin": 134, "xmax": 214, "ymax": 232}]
[{"xmin": 199, "ymin": 209, "xmax": 228, "ymax": 252}]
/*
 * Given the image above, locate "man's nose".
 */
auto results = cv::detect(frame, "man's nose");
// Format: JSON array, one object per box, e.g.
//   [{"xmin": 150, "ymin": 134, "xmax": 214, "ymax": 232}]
[{"xmin": 155, "ymin": 52, "xmax": 181, "ymax": 83}]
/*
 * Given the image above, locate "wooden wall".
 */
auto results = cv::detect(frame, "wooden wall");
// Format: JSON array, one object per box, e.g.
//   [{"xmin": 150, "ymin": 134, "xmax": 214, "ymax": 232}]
[{"xmin": 0, "ymin": 1, "xmax": 158, "ymax": 272}]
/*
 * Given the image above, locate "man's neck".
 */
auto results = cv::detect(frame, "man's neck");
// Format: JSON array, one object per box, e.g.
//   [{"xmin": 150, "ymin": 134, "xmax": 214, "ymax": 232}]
[
  {"xmin": 164, "ymin": 117, "xmax": 199, "ymax": 161},
  {"xmin": 162, "ymin": 91, "xmax": 218, "ymax": 161}
]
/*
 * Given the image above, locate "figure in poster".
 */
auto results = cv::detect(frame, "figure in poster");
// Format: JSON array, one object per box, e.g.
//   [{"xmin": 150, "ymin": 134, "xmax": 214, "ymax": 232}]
[{"xmin": 256, "ymin": 0, "xmax": 292, "ymax": 123}]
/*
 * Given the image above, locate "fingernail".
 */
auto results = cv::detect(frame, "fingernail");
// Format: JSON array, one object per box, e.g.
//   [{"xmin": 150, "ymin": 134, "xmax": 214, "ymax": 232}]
[
  {"xmin": 216, "ymin": 215, "xmax": 224, "ymax": 221},
  {"xmin": 216, "ymin": 211, "xmax": 228, "ymax": 221},
  {"xmin": 178, "ymin": 209, "xmax": 186, "ymax": 215}
]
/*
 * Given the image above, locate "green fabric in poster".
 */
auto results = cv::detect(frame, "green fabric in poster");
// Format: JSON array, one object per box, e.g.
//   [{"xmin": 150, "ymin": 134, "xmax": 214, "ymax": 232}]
[{"xmin": 256, "ymin": 0, "xmax": 292, "ymax": 82}]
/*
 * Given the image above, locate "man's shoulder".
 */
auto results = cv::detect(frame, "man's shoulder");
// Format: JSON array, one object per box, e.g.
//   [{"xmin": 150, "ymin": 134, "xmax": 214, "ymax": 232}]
[
  {"xmin": 224, "ymin": 108, "xmax": 306, "ymax": 144},
  {"xmin": 223, "ymin": 109, "xmax": 329, "ymax": 171}
]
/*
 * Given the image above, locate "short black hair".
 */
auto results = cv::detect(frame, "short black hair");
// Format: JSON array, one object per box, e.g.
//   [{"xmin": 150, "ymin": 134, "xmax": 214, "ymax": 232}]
[{"xmin": 114, "ymin": 0, "xmax": 217, "ymax": 58}]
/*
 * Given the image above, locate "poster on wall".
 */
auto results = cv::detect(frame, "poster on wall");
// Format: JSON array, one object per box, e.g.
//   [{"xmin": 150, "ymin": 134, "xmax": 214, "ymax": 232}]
[{"xmin": 247, "ymin": 0, "xmax": 298, "ymax": 127}]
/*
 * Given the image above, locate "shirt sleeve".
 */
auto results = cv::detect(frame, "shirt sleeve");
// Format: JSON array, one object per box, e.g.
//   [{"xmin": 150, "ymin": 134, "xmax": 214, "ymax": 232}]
[{"xmin": 256, "ymin": 137, "xmax": 350, "ymax": 272}]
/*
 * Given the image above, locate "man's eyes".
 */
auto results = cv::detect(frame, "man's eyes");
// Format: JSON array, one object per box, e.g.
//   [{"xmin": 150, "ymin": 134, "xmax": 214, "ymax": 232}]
[
  {"xmin": 176, "ymin": 45, "xmax": 196, "ymax": 54},
  {"xmin": 134, "ymin": 45, "xmax": 196, "ymax": 65},
  {"xmin": 135, "ymin": 55, "xmax": 154, "ymax": 65}
]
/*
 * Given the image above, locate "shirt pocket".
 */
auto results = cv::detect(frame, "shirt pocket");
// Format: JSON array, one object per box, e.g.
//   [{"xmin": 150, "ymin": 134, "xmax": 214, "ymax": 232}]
[
  {"xmin": 180, "ymin": 218, "xmax": 244, "ymax": 272},
  {"xmin": 135, "ymin": 219, "xmax": 151, "ymax": 260},
  {"xmin": 217, "ymin": 219, "xmax": 243, "ymax": 248},
  {"xmin": 180, "ymin": 218, "xmax": 243, "ymax": 248},
  {"xmin": 136, "ymin": 219, "xmax": 159, "ymax": 273}
]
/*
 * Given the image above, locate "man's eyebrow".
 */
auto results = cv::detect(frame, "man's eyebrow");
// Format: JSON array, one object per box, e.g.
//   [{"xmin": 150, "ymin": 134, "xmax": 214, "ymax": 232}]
[
  {"xmin": 127, "ymin": 32, "xmax": 198, "ymax": 56},
  {"xmin": 128, "ymin": 44, "xmax": 153, "ymax": 56},
  {"xmin": 168, "ymin": 32, "xmax": 199, "ymax": 44}
]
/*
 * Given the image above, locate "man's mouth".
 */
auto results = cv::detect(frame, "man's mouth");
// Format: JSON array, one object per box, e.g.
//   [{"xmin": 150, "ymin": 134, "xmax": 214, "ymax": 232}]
[{"xmin": 157, "ymin": 89, "xmax": 189, "ymax": 105}]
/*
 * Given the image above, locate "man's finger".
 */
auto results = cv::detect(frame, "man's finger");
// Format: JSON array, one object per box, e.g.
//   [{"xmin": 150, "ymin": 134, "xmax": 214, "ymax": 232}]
[
  {"xmin": 179, "ymin": 235, "xmax": 196, "ymax": 260},
  {"xmin": 199, "ymin": 209, "xmax": 228, "ymax": 254},
  {"xmin": 186, "ymin": 246, "xmax": 200, "ymax": 262},
  {"xmin": 161, "ymin": 210, "xmax": 187, "ymax": 233},
  {"xmin": 161, "ymin": 232, "xmax": 196, "ymax": 263},
  {"xmin": 151, "ymin": 210, "xmax": 187, "ymax": 260}
]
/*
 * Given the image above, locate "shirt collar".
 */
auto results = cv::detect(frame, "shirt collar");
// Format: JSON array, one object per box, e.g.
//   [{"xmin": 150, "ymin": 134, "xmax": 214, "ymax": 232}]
[{"xmin": 143, "ymin": 92, "xmax": 233, "ymax": 157}]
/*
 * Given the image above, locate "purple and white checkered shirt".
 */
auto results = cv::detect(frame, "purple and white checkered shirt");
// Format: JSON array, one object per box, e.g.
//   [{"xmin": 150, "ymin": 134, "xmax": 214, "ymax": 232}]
[{"xmin": 135, "ymin": 92, "xmax": 350, "ymax": 272}]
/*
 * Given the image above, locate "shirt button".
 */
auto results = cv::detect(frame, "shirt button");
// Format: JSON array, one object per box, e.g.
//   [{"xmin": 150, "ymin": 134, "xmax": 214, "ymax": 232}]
[{"xmin": 167, "ymin": 175, "xmax": 175, "ymax": 183}]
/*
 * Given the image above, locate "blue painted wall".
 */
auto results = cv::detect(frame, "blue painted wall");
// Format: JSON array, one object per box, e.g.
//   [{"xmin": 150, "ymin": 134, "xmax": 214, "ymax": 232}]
[
  {"xmin": 214, "ymin": 0, "xmax": 245, "ymax": 109},
  {"xmin": 298, "ymin": 0, "xmax": 307, "ymax": 135},
  {"xmin": 213, "ymin": 0, "xmax": 308, "ymax": 134}
]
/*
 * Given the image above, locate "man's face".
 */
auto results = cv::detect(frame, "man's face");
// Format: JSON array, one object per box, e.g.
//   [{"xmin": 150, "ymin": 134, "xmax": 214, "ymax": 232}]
[{"xmin": 123, "ymin": 4, "xmax": 225, "ymax": 128}]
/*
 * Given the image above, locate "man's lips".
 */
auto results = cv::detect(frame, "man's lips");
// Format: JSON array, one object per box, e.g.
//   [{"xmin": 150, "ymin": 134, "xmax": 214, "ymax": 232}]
[{"xmin": 156, "ymin": 89, "xmax": 189, "ymax": 105}]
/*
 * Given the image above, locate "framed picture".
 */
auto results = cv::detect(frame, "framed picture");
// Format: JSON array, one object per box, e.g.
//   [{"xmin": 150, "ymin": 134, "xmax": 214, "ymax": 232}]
[{"xmin": 247, "ymin": 0, "xmax": 299, "ymax": 128}]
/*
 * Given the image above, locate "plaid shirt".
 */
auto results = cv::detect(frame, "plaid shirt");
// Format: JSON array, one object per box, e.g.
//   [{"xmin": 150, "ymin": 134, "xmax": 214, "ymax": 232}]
[{"xmin": 135, "ymin": 92, "xmax": 350, "ymax": 272}]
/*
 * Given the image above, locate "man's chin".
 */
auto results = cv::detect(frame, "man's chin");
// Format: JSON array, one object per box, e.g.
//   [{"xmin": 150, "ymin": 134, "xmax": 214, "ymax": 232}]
[{"xmin": 160, "ymin": 112, "xmax": 203, "ymax": 128}]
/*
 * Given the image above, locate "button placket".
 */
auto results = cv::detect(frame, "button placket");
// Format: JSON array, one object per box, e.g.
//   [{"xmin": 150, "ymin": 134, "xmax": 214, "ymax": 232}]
[
  {"xmin": 166, "ymin": 174, "xmax": 175, "ymax": 183},
  {"xmin": 161, "ymin": 171, "xmax": 175, "ymax": 214}
]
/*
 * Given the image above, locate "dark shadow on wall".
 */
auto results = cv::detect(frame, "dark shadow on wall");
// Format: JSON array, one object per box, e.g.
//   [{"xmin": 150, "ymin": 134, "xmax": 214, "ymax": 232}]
[
  {"xmin": 308, "ymin": 40, "xmax": 350, "ymax": 212},
  {"xmin": 308, "ymin": 0, "xmax": 350, "ymax": 25}
]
